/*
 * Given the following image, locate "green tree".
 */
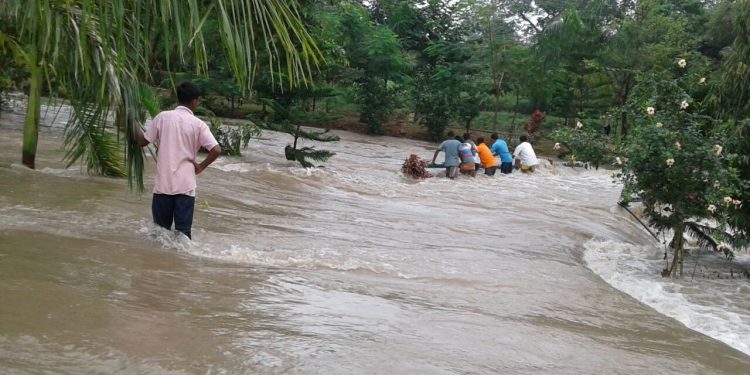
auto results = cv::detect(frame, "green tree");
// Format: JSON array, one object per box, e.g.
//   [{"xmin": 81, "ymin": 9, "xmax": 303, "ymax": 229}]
[
  {"xmin": 414, "ymin": 40, "xmax": 474, "ymax": 140},
  {"xmin": 340, "ymin": 4, "xmax": 408, "ymax": 134},
  {"xmin": 709, "ymin": 0, "xmax": 750, "ymax": 248},
  {"xmin": 622, "ymin": 62, "xmax": 735, "ymax": 277},
  {"xmin": 597, "ymin": 0, "xmax": 707, "ymax": 137}
]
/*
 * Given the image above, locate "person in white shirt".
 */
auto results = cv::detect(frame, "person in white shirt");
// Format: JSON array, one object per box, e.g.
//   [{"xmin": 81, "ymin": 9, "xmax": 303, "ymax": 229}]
[{"xmin": 513, "ymin": 135, "xmax": 539, "ymax": 173}]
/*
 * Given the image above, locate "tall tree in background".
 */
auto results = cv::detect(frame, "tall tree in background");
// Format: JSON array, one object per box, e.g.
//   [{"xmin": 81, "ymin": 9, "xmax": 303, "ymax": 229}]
[
  {"xmin": 340, "ymin": 3, "xmax": 407, "ymax": 134},
  {"xmin": 710, "ymin": 0, "xmax": 750, "ymax": 247}
]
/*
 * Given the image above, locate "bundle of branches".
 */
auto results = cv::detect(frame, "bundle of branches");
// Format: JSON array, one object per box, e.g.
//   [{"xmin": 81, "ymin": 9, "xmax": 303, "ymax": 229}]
[{"xmin": 401, "ymin": 154, "xmax": 432, "ymax": 179}]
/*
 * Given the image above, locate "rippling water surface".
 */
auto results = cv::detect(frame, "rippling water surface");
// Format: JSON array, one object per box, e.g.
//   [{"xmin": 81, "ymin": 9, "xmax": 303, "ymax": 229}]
[{"xmin": 1, "ymin": 103, "xmax": 749, "ymax": 374}]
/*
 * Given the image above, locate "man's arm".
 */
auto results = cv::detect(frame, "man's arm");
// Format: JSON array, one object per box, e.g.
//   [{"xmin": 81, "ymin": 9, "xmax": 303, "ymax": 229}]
[
  {"xmin": 134, "ymin": 125, "xmax": 150, "ymax": 147},
  {"xmin": 194, "ymin": 145, "xmax": 221, "ymax": 175},
  {"xmin": 431, "ymin": 149, "xmax": 441, "ymax": 164}
]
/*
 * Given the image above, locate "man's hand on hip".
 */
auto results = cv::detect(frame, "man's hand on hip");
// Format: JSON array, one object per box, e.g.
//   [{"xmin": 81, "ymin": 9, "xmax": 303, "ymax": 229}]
[{"xmin": 193, "ymin": 161, "xmax": 205, "ymax": 175}]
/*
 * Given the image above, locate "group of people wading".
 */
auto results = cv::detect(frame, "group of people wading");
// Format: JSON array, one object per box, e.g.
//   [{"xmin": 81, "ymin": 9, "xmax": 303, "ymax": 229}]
[{"xmin": 431, "ymin": 131, "xmax": 539, "ymax": 179}]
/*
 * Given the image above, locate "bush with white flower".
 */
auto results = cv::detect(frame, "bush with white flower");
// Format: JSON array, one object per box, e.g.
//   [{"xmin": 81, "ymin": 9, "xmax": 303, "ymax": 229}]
[
  {"xmin": 551, "ymin": 119, "xmax": 612, "ymax": 170},
  {"xmin": 620, "ymin": 58, "xmax": 740, "ymax": 276}
]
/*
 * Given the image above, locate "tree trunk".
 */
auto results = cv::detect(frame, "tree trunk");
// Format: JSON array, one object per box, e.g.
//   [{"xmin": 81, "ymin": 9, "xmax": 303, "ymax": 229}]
[
  {"xmin": 667, "ymin": 223, "xmax": 686, "ymax": 277},
  {"xmin": 620, "ymin": 111, "xmax": 628, "ymax": 137},
  {"xmin": 510, "ymin": 87, "xmax": 519, "ymax": 132},
  {"xmin": 492, "ymin": 95, "xmax": 499, "ymax": 131},
  {"xmin": 312, "ymin": 97, "xmax": 316, "ymax": 112},
  {"xmin": 22, "ymin": 50, "xmax": 42, "ymax": 169}
]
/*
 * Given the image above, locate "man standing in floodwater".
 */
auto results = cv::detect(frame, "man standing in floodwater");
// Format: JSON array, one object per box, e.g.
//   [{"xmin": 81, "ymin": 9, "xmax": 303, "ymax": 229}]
[
  {"xmin": 135, "ymin": 81, "xmax": 221, "ymax": 239},
  {"xmin": 432, "ymin": 131, "xmax": 461, "ymax": 179},
  {"xmin": 476, "ymin": 137, "xmax": 498, "ymax": 176},
  {"xmin": 490, "ymin": 133, "xmax": 513, "ymax": 174},
  {"xmin": 513, "ymin": 135, "xmax": 539, "ymax": 173}
]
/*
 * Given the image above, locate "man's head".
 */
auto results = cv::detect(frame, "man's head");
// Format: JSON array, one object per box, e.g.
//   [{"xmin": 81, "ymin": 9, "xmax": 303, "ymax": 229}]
[
  {"xmin": 176, "ymin": 81, "xmax": 202, "ymax": 110},
  {"xmin": 477, "ymin": 137, "xmax": 485, "ymax": 145},
  {"xmin": 446, "ymin": 131, "xmax": 455, "ymax": 139},
  {"xmin": 491, "ymin": 133, "xmax": 498, "ymax": 140},
  {"xmin": 463, "ymin": 133, "xmax": 471, "ymax": 141},
  {"xmin": 520, "ymin": 135, "xmax": 528, "ymax": 143}
]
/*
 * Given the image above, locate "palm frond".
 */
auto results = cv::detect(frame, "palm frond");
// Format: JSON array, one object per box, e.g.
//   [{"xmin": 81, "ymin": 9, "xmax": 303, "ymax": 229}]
[
  {"xmin": 295, "ymin": 127, "xmax": 340, "ymax": 142},
  {"xmin": 684, "ymin": 222, "xmax": 725, "ymax": 251},
  {"xmin": 64, "ymin": 101, "xmax": 125, "ymax": 177},
  {"xmin": 287, "ymin": 145, "xmax": 334, "ymax": 168}
]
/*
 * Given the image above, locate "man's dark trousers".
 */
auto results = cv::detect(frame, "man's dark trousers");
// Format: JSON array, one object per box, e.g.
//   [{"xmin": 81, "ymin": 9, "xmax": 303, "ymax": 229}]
[{"xmin": 152, "ymin": 193, "xmax": 195, "ymax": 239}]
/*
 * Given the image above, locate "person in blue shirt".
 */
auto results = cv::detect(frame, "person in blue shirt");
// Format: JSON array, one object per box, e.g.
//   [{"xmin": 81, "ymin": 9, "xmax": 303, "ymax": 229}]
[
  {"xmin": 490, "ymin": 133, "xmax": 513, "ymax": 174},
  {"xmin": 432, "ymin": 131, "xmax": 461, "ymax": 179}
]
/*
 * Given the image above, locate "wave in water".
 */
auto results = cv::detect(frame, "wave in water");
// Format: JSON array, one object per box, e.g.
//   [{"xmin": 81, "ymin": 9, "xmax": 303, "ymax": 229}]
[{"xmin": 584, "ymin": 239, "xmax": 750, "ymax": 356}]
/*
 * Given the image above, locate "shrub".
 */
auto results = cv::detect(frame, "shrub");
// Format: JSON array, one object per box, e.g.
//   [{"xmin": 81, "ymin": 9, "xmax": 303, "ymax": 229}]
[
  {"xmin": 206, "ymin": 118, "xmax": 261, "ymax": 156},
  {"xmin": 524, "ymin": 110, "xmax": 545, "ymax": 134},
  {"xmin": 552, "ymin": 124, "xmax": 611, "ymax": 169}
]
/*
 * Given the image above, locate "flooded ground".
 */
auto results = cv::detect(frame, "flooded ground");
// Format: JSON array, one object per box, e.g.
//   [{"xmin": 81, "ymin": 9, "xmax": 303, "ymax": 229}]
[{"xmin": 1, "ymin": 101, "xmax": 749, "ymax": 374}]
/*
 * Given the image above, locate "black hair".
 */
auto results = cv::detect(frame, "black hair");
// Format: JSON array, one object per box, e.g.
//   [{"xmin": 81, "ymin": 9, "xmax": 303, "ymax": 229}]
[
  {"xmin": 520, "ymin": 135, "xmax": 528, "ymax": 142},
  {"xmin": 477, "ymin": 137, "xmax": 485, "ymax": 144},
  {"xmin": 490, "ymin": 133, "xmax": 498, "ymax": 140},
  {"xmin": 446, "ymin": 131, "xmax": 455, "ymax": 138},
  {"xmin": 463, "ymin": 133, "xmax": 471, "ymax": 141},
  {"xmin": 455, "ymin": 136, "xmax": 463, "ymax": 142},
  {"xmin": 176, "ymin": 81, "xmax": 202, "ymax": 105}
]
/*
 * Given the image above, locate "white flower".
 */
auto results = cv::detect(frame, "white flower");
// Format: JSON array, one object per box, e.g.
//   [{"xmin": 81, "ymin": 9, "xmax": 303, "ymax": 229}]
[
  {"xmin": 655, "ymin": 122, "xmax": 663, "ymax": 128},
  {"xmin": 646, "ymin": 107, "xmax": 655, "ymax": 115},
  {"xmin": 615, "ymin": 157, "xmax": 622, "ymax": 165},
  {"xmin": 677, "ymin": 59, "xmax": 687, "ymax": 68},
  {"xmin": 553, "ymin": 142, "xmax": 561, "ymax": 150},
  {"xmin": 713, "ymin": 180, "xmax": 721, "ymax": 189},
  {"xmin": 680, "ymin": 100, "xmax": 689, "ymax": 110},
  {"xmin": 724, "ymin": 196, "xmax": 733, "ymax": 205},
  {"xmin": 666, "ymin": 158, "xmax": 675, "ymax": 167},
  {"xmin": 707, "ymin": 204, "xmax": 716, "ymax": 214},
  {"xmin": 733, "ymin": 199, "xmax": 742, "ymax": 209},
  {"xmin": 713, "ymin": 144, "xmax": 723, "ymax": 156},
  {"xmin": 674, "ymin": 141, "xmax": 681, "ymax": 150},
  {"xmin": 699, "ymin": 77, "xmax": 706, "ymax": 84},
  {"xmin": 576, "ymin": 121, "xmax": 583, "ymax": 129}
]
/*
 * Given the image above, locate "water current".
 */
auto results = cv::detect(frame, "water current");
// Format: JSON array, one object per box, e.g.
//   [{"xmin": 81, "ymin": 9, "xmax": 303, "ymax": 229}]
[{"xmin": 1, "ymin": 99, "xmax": 749, "ymax": 374}]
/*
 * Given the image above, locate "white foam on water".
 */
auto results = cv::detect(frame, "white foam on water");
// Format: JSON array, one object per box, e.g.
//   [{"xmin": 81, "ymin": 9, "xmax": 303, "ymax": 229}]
[
  {"xmin": 181, "ymin": 242, "xmax": 406, "ymax": 276},
  {"xmin": 583, "ymin": 239, "xmax": 750, "ymax": 356},
  {"xmin": 137, "ymin": 223, "xmax": 194, "ymax": 252}
]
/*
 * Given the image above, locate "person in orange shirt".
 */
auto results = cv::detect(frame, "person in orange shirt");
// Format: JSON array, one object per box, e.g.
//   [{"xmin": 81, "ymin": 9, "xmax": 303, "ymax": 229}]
[{"xmin": 475, "ymin": 137, "xmax": 499, "ymax": 176}]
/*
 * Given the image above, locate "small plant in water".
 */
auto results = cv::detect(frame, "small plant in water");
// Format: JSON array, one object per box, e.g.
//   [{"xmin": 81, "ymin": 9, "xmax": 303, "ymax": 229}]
[{"xmin": 401, "ymin": 154, "xmax": 432, "ymax": 179}]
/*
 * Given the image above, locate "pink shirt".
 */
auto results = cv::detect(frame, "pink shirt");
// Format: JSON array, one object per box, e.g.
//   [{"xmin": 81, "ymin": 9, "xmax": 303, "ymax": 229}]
[{"xmin": 144, "ymin": 106, "xmax": 219, "ymax": 195}]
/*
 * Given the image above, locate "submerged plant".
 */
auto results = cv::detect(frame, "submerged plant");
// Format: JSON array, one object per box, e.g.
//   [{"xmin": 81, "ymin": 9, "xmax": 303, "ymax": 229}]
[{"xmin": 257, "ymin": 98, "xmax": 339, "ymax": 168}]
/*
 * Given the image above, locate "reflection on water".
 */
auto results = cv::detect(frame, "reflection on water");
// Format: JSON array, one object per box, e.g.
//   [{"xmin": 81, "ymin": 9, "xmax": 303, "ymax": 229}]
[{"xmin": 0, "ymin": 111, "xmax": 749, "ymax": 373}]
